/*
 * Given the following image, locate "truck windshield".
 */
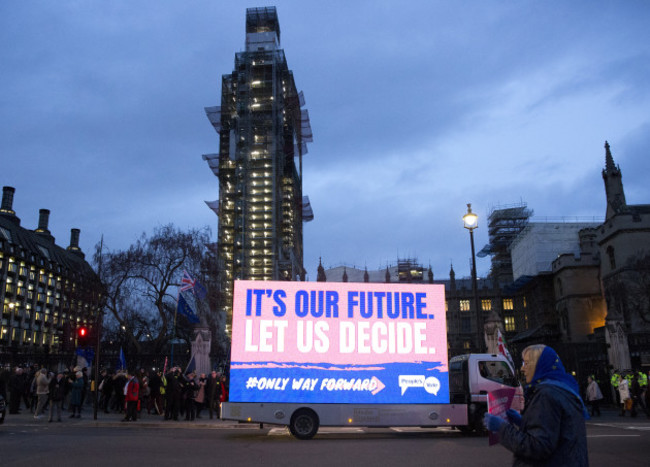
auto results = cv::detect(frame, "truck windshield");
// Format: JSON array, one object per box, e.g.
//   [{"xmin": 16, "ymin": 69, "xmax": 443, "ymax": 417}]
[{"xmin": 478, "ymin": 360, "xmax": 517, "ymax": 386}]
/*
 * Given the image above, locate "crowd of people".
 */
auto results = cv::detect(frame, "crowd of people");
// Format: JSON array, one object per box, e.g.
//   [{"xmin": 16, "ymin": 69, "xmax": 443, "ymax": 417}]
[{"xmin": 0, "ymin": 363, "xmax": 229, "ymax": 423}]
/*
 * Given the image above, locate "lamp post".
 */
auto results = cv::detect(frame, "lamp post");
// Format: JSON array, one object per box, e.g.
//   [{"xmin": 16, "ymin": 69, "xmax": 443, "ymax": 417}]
[{"xmin": 463, "ymin": 203, "xmax": 483, "ymax": 352}]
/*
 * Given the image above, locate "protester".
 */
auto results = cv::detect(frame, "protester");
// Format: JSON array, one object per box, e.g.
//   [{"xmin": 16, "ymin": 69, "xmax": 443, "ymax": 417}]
[
  {"xmin": 195, "ymin": 373, "xmax": 207, "ymax": 418},
  {"xmin": 123, "ymin": 371, "xmax": 140, "ymax": 422},
  {"xmin": 69, "ymin": 371, "xmax": 84, "ymax": 418},
  {"xmin": 112, "ymin": 370, "xmax": 127, "ymax": 413},
  {"xmin": 183, "ymin": 371, "xmax": 198, "ymax": 421},
  {"xmin": 48, "ymin": 372, "xmax": 66, "ymax": 422},
  {"xmin": 99, "ymin": 369, "xmax": 114, "ymax": 413},
  {"xmin": 8, "ymin": 367, "xmax": 25, "ymax": 414},
  {"xmin": 206, "ymin": 370, "xmax": 222, "ymax": 419},
  {"xmin": 138, "ymin": 368, "xmax": 150, "ymax": 417},
  {"xmin": 148, "ymin": 370, "xmax": 163, "ymax": 415},
  {"xmin": 585, "ymin": 375, "xmax": 603, "ymax": 417},
  {"xmin": 33, "ymin": 368, "xmax": 52, "ymax": 419},
  {"xmin": 618, "ymin": 373, "xmax": 632, "ymax": 416},
  {"xmin": 484, "ymin": 344, "xmax": 588, "ymax": 466},
  {"xmin": 164, "ymin": 367, "xmax": 181, "ymax": 421},
  {"xmin": 219, "ymin": 375, "xmax": 228, "ymax": 404}
]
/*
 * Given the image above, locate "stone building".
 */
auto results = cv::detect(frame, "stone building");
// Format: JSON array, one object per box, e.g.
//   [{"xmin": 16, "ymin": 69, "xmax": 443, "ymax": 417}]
[
  {"xmin": 597, "ymin": 142, "xmax": 650, "ymax": 370},
  {"xmin": 0, "ymin": 186, "xmax": 102, "ymax": 362}
]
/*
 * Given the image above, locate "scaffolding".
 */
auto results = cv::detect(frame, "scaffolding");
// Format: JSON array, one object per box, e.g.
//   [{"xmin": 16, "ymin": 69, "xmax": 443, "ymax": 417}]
[
  {"xmin": 486, "ymin": 203, "xmax": 533, "ymax": 285},
  {"xmin": 202, "ymin": 7, "xmax": 312, "ymax": 322}
]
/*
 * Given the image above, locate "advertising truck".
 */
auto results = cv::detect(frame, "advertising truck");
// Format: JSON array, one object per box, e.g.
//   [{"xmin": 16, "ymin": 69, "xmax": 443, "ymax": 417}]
[{"xmin": 221, "ymin": 280, "xmax": 522, "ymax": 439}]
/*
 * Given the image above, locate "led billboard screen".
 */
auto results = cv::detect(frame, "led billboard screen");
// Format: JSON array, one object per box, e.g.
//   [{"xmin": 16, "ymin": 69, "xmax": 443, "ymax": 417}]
[{"xmin": 229, "ymin": 280, "xmax": 449, "ymax": 404}]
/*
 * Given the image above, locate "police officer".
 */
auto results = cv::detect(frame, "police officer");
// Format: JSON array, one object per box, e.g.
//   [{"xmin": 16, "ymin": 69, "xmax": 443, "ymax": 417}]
[{"xmin": 611, "ymin": 370, "xmax": 622, "ymax": 405}]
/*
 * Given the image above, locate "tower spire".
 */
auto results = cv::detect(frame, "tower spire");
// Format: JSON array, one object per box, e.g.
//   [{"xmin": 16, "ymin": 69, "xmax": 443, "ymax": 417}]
[
  {"xmin": 602, "ymin": 141, "xmax": 626, "ymax": 219},
  {"xmin": 604, "ymin": 141, "xmax": 616, "ymax": 172}
]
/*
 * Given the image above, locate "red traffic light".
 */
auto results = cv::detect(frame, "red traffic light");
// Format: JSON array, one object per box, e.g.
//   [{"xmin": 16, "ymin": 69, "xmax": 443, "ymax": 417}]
[{"xmin": 78, "ymin": 327, "xmax": 88, "ymax": 338}]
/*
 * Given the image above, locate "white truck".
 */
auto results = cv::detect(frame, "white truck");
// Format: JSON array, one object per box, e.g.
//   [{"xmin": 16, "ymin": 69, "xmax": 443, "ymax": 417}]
[{"xmin": 221, "ymin": 280, "xmax": 522, "ymax": 439}]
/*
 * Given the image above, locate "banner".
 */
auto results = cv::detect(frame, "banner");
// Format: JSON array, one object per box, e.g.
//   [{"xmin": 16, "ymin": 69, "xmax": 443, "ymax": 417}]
[
  {"xmin": 487, "ymin": 387, "xmax": 517, "ymax": 446},
  {"xmin": 230, "ymin": 280, "xmax": 449, "ymax": 404}
]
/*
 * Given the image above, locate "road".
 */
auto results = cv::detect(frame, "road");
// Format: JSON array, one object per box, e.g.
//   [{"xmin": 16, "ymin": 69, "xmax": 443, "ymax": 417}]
[{"xmin": 1, "ymin": 409, "xmax": 648, "ymax": 466}]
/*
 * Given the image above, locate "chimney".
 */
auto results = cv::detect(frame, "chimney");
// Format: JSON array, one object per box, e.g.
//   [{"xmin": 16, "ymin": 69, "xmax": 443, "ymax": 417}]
[
  {"xmin": 36, "ymin": 209, "xmax": 51, "ymax": 234},
  {"xmin": 0, "ymin": 186, "xmax": 20, "ymax": 224},
  {"xmin": 34, "ymin": 208, "xmax": 54, "ymax": 242},
  {"xmin": 67, "ymin": 228, "xmax": 85, "ymax": 258}
]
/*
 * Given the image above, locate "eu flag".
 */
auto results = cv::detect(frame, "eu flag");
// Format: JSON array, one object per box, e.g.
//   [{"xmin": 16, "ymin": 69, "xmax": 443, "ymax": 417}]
[{"xmin": 177, "ymin": 294, "xmax": 200, "ymax": 324}]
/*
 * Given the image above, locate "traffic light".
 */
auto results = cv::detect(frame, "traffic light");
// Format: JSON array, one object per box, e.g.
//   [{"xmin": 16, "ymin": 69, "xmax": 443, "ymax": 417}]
[{"xmin": 77, "ymin": 326, "xmax": 89, "ymax": 346}]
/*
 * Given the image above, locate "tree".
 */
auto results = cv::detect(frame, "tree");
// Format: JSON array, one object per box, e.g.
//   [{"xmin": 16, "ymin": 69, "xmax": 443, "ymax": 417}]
[{"xmin": 94, "ymin": 224, "xmax": 214, "ymax": 357}]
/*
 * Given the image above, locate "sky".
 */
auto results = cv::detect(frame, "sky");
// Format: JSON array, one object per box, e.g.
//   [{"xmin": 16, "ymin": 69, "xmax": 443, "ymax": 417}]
[{"xmin": 2, "ymin": 0, "xmax": 650, "ymax": 281}]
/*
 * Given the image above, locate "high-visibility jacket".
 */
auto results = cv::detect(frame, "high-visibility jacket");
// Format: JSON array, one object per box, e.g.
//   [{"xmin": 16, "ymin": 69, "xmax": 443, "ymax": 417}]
[
  {"xmin": 638, "ymin": 372, "xmax": 648, "ymax": 388},
  {"xmin": 611, "ymin": 373, "xmax": 621, "ymax": 388}
]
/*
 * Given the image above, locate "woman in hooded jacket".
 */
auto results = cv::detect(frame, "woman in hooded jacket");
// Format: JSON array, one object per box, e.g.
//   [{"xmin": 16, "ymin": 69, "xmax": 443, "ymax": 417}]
[{"xmin": 484, "ymin": 344, "xmax": 589, "ymax": 466}]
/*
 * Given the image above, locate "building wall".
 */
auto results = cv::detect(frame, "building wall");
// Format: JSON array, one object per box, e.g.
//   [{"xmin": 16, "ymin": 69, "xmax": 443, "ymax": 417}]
[
  {"xmin": 0, "ymin": 187, "xmax": 102, "ymax": 355},
  {"xmin": 510, "ymin": 222, "xmax": 599, "ymax": 281},
  {"xmin": 552, "ymin": 227, "xmax": 607, "ymax": 343}
]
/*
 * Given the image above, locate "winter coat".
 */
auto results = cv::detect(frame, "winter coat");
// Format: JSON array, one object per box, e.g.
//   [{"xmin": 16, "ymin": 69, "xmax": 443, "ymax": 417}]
[
  {"xmin": 618, "ymin": 378, "xmax": 630, "ymax": 401},
  {"xmin": 35, "ymin": 372, "xmax": 51, "ymax": 395},
  {"xmin": 498, "ymin": 383, "xmax": 588, "ymax": 466},
  {"xmin": 70, "ymin": 378, "xmax": 85, "ymax": 406},
  {"xmin": 586, "ymin": 380, "xmax": 603, "ymax": 402},
  {"xmin": 124, "ymin": 378, "xmax": 140, "ymax": 402},
  {"xmin": 49, "ymin": 376, "xmax": 66, "ymax": 402}
]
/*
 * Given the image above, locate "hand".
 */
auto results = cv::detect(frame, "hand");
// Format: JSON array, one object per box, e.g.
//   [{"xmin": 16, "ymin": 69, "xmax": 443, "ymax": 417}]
[
  {"xmin": 506, "ymin": 409, "xmax": 523, "ymax": 427},
  {"xmin": 483, "ymin": 413, "xmax": 506, "ymax": 432}
]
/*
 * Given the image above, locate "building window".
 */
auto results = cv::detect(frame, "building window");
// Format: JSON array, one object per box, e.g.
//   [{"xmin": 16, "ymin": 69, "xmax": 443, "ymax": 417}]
[
  {"xmin": 556, "ymin": 278, "xmax": 563, "ymax": 296},
  {"xmin": 463, "ymin": 341, "xmax": 471, "ymax": 350},
  {"xmin": 504, "ymin": 315, "xmax": 515, "ymax": 332},
  {"xmin": 481, "ymin": 299, "xmax": 492, "ymax": 311},
  {"xmin": 503, "ymin": 298, "xmax": 514, "ymax": 310},
  {"xmin": 460, "ymin": 299, "xmax": 471, "ymax": 311},
  {"xmin": 461, "ymin": 317, "xmax": 471, "ymax": 333}
]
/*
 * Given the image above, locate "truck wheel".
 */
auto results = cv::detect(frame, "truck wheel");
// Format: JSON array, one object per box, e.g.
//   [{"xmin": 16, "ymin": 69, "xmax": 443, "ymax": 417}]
[
  {"xmin": 473, "ymin": 407, "xmax": 488, "ymax": 436},
  {"xmin": 289, "ymin": 408, "xmax": 319, "ymax": 440}
]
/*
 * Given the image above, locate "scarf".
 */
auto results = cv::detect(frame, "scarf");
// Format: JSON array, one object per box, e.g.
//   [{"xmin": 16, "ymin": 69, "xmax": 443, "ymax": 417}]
[{"xmin": 524, "ymin": 347, "xmax": 590, "ymax": 419}]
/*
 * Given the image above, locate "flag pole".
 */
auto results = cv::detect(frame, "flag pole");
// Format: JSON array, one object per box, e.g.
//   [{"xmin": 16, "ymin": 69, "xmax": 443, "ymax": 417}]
[{"xmin": 171, "ymin": 292, "xmax": 178, "ymax": 368}]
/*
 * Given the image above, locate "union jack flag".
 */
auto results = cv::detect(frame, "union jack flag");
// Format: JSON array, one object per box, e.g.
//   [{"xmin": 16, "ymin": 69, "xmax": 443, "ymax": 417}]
[
  {"xmin": 180, "ymin": 270, "xmax": 196, "ymax": 292},
  {"xmin": 180, "ymin": 270, "xmax": 207, "ymax": 300}
]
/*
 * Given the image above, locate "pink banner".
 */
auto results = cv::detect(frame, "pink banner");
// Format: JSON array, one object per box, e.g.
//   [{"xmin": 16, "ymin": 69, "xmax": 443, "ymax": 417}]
[{"xmin": 487, "ymin": 387, "xmax": 517, "ymax": 446}]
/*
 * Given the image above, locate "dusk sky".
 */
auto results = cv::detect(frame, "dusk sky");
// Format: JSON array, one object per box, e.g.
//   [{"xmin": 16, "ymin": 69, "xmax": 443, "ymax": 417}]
[{"xmin": 2, "ymin": 1, "xmax": 649, "ymax": 281}]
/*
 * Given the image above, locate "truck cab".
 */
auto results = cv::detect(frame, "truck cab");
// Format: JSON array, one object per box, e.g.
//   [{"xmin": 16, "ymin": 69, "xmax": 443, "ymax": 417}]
[{"xmin": 449, "ymin": 353, "xmax": 524, "ymax": 433}]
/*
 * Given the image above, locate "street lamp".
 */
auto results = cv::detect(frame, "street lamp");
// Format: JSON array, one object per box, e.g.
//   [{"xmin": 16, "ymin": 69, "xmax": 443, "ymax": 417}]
[{"xmin": 463, "ymin": 203, "xmax": 484, "ymax": 352}]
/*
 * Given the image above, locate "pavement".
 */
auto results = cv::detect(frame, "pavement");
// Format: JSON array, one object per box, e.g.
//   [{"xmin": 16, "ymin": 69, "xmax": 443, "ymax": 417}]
[
  {"xmin": 3, "ymin": 404, "xmax": 649, "ymax": 431},
  {"xmin": 1, "ymin": 404, "xmax": 250, "ymax": 430}
]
